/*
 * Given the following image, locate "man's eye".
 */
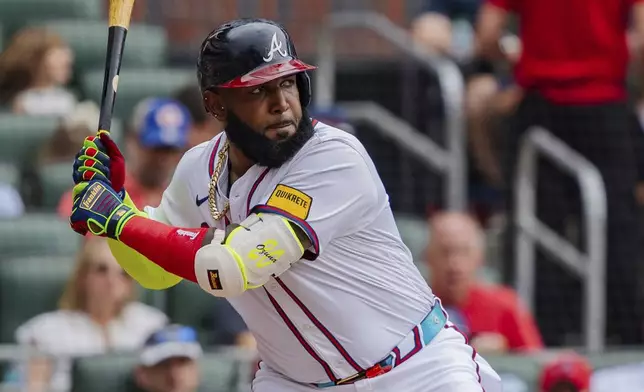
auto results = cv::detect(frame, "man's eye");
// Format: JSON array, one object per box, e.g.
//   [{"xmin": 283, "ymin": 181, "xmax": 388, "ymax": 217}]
[
  {"xmin": 282, "ymin": 79, "xmax": 295, "ymax": 87},
  {"xmin": 250, "ymin": 87, "xmax": 262, "ymax": 94}
]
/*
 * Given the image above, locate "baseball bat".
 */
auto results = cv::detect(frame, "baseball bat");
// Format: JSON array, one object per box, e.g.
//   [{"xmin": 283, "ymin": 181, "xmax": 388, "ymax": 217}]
[{"xmin": 97, "ymin": 0, "xmax": 135, "ymax": 135}]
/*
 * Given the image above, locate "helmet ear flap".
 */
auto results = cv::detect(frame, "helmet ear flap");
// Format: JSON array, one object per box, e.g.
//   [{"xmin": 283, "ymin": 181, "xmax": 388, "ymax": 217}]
[{"xmin": 296, "ymin": 72, "xmax": 312, "ymax": 108}]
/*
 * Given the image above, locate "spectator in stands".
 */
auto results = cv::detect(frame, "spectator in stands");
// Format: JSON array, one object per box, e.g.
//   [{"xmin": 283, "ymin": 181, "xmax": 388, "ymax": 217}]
[
  {"xmin": 0, "ymin": 27, "xmax": 76, "ymax": 116},
  {"xmin": 134, "ymin": 325, "xmax": 202, "ymax": 392},
  {"xmin": 14, "ymin": 236, "xmax": 168, "ymax": 392},
  {"xmin": 426, "ymin": 212, "xmax": 543, "ymax": 353},
  {"xmin": 39, "ymin": 101, "xmax": 100, "ymax": 165},
  {"xmin": 205, "ymin": 299, "xmax": 256, "ymax": 349},
  {"xmin": 411, "ymin": 0, "xmax": 480, "ymax": 59},
  {"xmin": 539, "ymin": 353, "xmax": 591, "ymax": 392},
  {"xmin": 173, "ymin": 84, "xmax": 223, "ymax": 148},
  {"xmin": 0, "ymin": 183, "xmax": 25, "ymax": 218},
  {"xmin": 411, "ymin": 0, "xmax": 522, "ymax": 222},
  {"xmin": 477, "ymin": 0, "xmax": 644, "ymax": 346},
  {"xmin": 57, "ymin": 97, "xmax": 191, "ymax": 217}
]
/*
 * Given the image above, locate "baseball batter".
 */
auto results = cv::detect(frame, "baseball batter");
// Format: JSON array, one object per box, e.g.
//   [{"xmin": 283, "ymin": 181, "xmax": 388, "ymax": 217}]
[{"xmin": 69, "ymin": 18, "xmax": 502, "ymax": 392}]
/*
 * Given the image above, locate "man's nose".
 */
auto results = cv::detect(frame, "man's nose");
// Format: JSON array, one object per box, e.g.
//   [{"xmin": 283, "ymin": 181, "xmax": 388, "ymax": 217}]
[{"xmin": 269, "ymin": 89, "xmax": 289, "ymax": 114}]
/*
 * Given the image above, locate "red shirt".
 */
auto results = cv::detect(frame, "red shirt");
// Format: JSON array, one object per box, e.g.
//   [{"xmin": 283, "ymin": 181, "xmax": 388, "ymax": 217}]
[
  {"xmin": 488, "ymin": 0, "xmax": 642, "ymax": 104},
  {"xmin": 444, "ymin": 284, "xmax": 544, "ymax": 352},
  {"xmin": 57, "ymin": 173, "xmax": 164, "ymax": 219}
]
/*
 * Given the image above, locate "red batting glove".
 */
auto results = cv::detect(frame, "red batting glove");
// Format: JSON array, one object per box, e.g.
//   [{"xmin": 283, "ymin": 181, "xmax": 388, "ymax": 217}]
[{"xmin": 98, "ymin": 131, "xmax": 126, "ymax": 193}]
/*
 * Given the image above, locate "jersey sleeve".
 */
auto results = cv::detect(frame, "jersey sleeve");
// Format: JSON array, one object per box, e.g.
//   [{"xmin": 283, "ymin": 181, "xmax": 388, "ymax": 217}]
[
  {"xmin": 250, "ymin": 140, "xmax": 380, "ymax": 259},
  {"xmin": 145, "ymin": 143, "xmax": 208, "ymax": 226}
]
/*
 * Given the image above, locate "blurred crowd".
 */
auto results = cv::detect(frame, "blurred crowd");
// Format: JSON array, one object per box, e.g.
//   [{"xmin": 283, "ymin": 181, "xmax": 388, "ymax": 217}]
[{"xmin": 1, "ymin": 0, "xmax": 644, "ymax": 391}]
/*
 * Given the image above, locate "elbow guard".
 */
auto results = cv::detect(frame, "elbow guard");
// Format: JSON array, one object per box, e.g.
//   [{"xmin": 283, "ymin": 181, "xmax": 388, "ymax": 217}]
[{"xmin": 194, "ymin": 213, "xmax": 305, "ymax": 298}]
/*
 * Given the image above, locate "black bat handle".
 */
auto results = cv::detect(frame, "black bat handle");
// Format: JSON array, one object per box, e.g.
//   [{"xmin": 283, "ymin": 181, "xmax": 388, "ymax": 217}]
[{"xmin": 97, "ymin": 26, "xmax": 128, "ymax": 133}]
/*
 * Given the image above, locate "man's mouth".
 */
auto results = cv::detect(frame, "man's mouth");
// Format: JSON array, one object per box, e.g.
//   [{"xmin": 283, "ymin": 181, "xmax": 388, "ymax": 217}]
[{"xmin": 266, "ymin": 120, "xmax": 295, "ymax": 130}]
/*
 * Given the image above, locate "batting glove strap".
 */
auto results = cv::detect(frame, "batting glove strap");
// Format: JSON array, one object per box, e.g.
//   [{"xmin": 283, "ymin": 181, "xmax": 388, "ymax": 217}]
[{"xmin": 104, "ymin": 204, "xmax": 138, "ymax": 240}]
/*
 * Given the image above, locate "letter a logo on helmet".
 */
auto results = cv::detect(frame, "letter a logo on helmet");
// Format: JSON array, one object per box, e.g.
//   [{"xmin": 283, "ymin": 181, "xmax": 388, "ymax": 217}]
[
  {"xmin": 263, "ymin": 32, "xmax": 288, "ymax": 62},
  {"xmin": 197, "ymin": 18, "xmax": 317, "ymax": 107}
]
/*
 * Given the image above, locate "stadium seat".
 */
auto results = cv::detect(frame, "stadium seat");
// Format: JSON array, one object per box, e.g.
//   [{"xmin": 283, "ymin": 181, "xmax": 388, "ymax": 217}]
[
  {"xmin": 0, "ymin": 213, "xmax": 81, "ymax": 259},
  {"xmin": 38, "ymin": 163, "xmax": 73, "ymax": 209},
  {"xmin": 588, "ymin": 350, "xmax": 644, "ymax": 369},
  {"xmin": 71, "ymin": 353, "xmax": 243, "ymax": 392},
  {"xmin": 30, "ymin": 20, "xmax": 167, "ymax": 74},
  {"xmin": 394, "ymin": 213, "xmax": 430, "ymax": 276},
  {"xmin": 81, "ymin": 68, "xmax": 194, "ymax": 122},
  {"xmin": 394, "ymin": 213, "xmax": 429, "ymax": 261},
  {"xmin": 0, "ymin": 0, "xmax": 102, "ymax": 38},
  {"xmin": 71, "ymin": 354, "xmax": 138, "ymax": 392},
  {"xmin": 0, "ymin": 162, "xmax": 19, "ymax": 188},
  {"xmin": 0, "ymin": 255, "xmax": 76, "ymax": 343},
  {"xmin": 0, "ymin": 115, "xmax": 59, "ymax": 167},
  {"xmin": 486, "ymin": 354, "xmax": 542, "ymax": 391},
  {"xmin": 165, "ymin": 280, "xmax": 220, "ymax": 344}
]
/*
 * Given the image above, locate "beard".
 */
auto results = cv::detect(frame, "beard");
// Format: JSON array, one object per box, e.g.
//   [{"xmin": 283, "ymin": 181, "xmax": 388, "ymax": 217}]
[{"xmin": 224, "ymin": 109, "xmax": 315, "ymax": 168}]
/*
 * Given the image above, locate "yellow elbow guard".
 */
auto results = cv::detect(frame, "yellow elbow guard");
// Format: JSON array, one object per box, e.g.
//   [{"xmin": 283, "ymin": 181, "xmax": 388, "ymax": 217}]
[{"xmin": 194, "ymin": 213, "xmax": 305, "ymax": 298}]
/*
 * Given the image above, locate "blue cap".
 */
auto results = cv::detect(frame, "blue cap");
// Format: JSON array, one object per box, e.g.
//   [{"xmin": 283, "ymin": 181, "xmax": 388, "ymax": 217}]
[
  {"xmin": 139, "ymin": 325, "xmax": 202, "ymax": 366},
  {"xmin": 132, "ymin": 98, "xmax": 192, "ymax": 149}
]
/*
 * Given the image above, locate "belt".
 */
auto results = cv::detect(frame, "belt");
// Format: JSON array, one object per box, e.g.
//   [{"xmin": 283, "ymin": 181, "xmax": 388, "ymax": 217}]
[{"xmin": 314, "ymin": 299, "xmax": 447, "ymax": 388}]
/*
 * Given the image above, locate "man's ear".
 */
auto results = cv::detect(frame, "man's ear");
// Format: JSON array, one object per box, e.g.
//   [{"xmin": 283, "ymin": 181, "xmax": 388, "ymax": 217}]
[{"xmin": 203, "ymin": 90, "xmax": 226, "ymax": 121}]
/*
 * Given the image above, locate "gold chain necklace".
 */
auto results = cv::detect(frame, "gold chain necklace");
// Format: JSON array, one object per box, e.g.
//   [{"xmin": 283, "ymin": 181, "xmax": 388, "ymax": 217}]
[{"xmin": 208, "ymin": 140, "xmax": 230, "ymax": 221}]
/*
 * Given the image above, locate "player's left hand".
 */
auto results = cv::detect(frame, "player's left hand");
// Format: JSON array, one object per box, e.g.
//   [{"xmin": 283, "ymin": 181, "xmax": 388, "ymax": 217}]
[
  {"xmin": 69, "ymin": 179, "xmax": 140, "ymax": 239},
  {"xmin": 72, "ymin": 131, "xmax": 126, "ymax": 193}
]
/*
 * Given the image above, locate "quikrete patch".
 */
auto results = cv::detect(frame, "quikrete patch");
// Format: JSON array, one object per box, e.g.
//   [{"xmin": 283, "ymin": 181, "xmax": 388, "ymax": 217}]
[{"xmin": 267, "ymin": 184, "xmax": 312, "ymax": 220}]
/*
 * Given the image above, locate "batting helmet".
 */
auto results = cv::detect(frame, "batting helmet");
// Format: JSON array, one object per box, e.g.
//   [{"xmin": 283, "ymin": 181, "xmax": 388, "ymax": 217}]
[{"xmin": 197, "ymin": 18, "xmax": 316, "ymax": 107}]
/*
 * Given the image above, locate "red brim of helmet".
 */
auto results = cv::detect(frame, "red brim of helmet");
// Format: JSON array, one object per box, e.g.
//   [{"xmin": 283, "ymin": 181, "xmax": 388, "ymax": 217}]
[{"xmin": 218, "ymin": 59, "xmax": 316, "ymax": 88}]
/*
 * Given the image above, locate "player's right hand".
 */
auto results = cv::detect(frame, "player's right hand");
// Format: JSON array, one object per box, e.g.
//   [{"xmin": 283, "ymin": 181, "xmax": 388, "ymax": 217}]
[
  {"xmin": 72, "ymin": 131, "xmax": 125, "ymax": 193},
  {"xmin": 70, "ymin": 179, "xmax": 139, "ymax": 239}
]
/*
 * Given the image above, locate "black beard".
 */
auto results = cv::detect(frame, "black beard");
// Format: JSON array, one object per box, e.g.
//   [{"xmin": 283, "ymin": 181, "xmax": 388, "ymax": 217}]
[{"xmin": 224, "ymin": 109, "xmax": 315, "ymax": 168}]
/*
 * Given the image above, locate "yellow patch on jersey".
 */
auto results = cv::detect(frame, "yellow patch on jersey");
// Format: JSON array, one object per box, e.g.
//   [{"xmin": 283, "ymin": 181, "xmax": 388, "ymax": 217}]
[{"xmin": 266, "ymin": 184, "xmax": 312, "ymax": 220}]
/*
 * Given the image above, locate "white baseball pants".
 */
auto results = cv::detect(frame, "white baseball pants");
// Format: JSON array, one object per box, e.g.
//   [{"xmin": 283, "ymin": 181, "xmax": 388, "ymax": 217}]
[{"xmin": 252, "ymin": 324, "xmax": 503, "ymax": 392}]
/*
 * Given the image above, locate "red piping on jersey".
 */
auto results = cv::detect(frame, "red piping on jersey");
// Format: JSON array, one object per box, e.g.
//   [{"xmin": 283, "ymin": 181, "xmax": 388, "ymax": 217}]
[
  {"xmin": 208, "ymin": 136, "xmax": 222, "ymax": 177},
  {"xmin": 251, "ymin": 205, "xmax": 320, "ymax": 257},
  {"xmin": 264, "ymin": 287, "xmax": 338, "ymax": 383},
  {"xmin": 274, "ymin": 277, "xmax": 364, "ymax": 373},
  {"xmin": 442, "ymin": 303, "xmax": 485, "ymax": 392},
  {"xmin": 246, "ymin": 168, "xmax": 271, "ymax": 215},
  {"xmin": 392, "ymin": 326, "xmax": 422, "ymax": 367}
]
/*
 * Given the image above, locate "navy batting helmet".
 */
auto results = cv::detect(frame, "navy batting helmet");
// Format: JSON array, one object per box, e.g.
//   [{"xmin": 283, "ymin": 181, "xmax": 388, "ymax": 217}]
[{"xmin": 197, "ymin": 18, "xmax": 316, "ymax": 107}]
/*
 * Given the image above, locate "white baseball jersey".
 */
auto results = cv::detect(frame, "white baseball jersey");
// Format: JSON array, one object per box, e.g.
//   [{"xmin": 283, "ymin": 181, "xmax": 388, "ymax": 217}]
[{"xmin": 145, "ymin": 121, "xmax": 435, "ymax": 384}]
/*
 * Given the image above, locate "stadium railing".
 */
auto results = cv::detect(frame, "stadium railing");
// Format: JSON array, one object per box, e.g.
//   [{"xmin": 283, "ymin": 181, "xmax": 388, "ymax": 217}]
[
  {"xmin": 313, "ymin": 11, "xmax": 467, "ymax": 211},
  {"xmin": 514, "ymin": 126, "xmax": 607, "ymax": 352}
]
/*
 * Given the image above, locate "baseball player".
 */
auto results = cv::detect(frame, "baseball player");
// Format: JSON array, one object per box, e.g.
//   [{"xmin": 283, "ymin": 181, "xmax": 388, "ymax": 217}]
[{"xmin": 68, "ymin": 18, "xmax": 502, "ymax": 392}]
